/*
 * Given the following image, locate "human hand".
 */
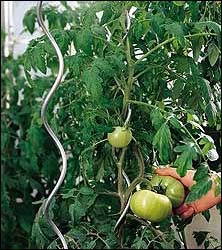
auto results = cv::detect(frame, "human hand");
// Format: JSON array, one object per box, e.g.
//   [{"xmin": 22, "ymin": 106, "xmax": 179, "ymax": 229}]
[{"xmin": 155, "ymin": 167, "xmax": 221, "ymax": 219}]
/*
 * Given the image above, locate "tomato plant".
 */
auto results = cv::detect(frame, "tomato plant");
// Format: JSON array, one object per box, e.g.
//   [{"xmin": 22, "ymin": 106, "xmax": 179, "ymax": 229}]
[
  {"xmin": 1, "ymin": 1, "xmax": 221, "ymax": 249},
  {"xmin": 108, "ymin": 126, "xmax": 132, "ymax": 148},
  {"xmin": 150, "ymin": 175, "xmax": 185, "ymax": 208},
  {"xmin": 130, "ymin": 190, "xmax": 172, "ymax": 222}
]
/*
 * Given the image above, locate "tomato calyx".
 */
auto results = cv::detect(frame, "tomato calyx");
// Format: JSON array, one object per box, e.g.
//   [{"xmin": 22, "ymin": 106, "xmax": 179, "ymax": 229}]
[
  {"xmin": 151, "ymin": 182, "xmax": 167, "ymax": 195},
  {"xmin": 150, "ymin": 174, "xmax": 185, "ymax": 208}
]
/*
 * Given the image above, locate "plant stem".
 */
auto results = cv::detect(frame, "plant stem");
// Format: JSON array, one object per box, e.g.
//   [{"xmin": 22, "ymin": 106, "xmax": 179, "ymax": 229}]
[
  {"xmin": 124, "ymin": 146, "xmax": 145, "ymax": 199},
  {"xmin": 80, "ymin": 138, "xmax": 108, "ymax": 156},
  {"xmin": 133, "ymin": 65, "xmax": 163, "ymax": 81},
  {"xmin": 181, "ymin": 125, "xmax": 206, "ymax": 160},
  {"xmin": 123, "ymin": 32, "xmax": 135, "ymax": 115},
  {"xmin": 127, "ymin": 100, "xmax": 166, "ymax": 114},
  {"xmin": 135, "ymin": 37, "xmax": 175, "ymax": 65},
  {"xmin": 135, "ymin": 32, "xmax": 218, "ymax": 65},
  {"xmin": 113, "ymin": 147, "xmax": 127, "ymax": 211},
  {"xmin": 88, "ymin": 232, "xmax": 111, "ymax": 249}
]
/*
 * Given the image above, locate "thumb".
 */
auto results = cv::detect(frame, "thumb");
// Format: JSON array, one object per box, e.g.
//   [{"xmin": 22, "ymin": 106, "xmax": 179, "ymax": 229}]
[
  {"xmin": 155, "ymin": 167, "xmax": 180, "ymax": 178},
  {"xmin": 155, "ymin": 167, "xmax": 195, "ymax": 188}
]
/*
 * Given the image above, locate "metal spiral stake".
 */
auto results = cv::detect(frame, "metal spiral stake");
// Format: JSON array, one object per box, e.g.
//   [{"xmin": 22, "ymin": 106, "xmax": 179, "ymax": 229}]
[{"xmin": 36, "ymin": 1, "xmax": 68, "ymax": 249}]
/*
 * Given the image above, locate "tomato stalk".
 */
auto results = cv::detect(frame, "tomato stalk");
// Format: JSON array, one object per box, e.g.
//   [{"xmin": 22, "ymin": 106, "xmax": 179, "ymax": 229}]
[
  {"xmin": 112, "ymin": 147, "xmax": 127, "ymax": 211},
  {"xmin": 124, "ymin": 146, "xmax": 145, "ymax": 200},
  {"xmin": 122, "ymin": 23, "xmax": 135, "ymax": 117}
]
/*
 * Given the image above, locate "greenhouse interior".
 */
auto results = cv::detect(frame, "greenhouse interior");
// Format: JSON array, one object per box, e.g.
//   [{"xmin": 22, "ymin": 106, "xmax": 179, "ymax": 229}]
[{"xmin": 1, "ymin": 1, "xmax": 221, "ymax": 249}]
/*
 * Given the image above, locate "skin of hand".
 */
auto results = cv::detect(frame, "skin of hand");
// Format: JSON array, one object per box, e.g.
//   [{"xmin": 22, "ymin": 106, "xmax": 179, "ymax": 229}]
[{"xmin": 155, "ymin": 167, "xmax": 221, "ymax": 219}]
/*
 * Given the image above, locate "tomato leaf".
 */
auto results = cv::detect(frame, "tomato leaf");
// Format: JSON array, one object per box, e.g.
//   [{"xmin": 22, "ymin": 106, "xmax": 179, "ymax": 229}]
[
  {"xmin": 185, "ymin": 177, "xmax": 212, "ymax": 203},
  {"xmin": 33, "ymin": 46, "xmax": 47, "ymax": 74},
  {"xmin": 76, "ymin": 28, "xmax": 93, "ymax": 56},
  {"xmin": 195, "ymin": 21, "xmax": 221, "ymax": 34},
  {"xmin": 169, "ymin": 116, "xmax": 186, "ymax": 133},
  {"xmin": 165, "ymin": 22, "xmax": 185, "ymax": 46},
  {"xmin": 199, "ymin": 78, "xmax": 213, "ymax": 104},
  {"xmin": 193, "ymin": 162, "xmax": 209, "ymax": 181},
  {"xmin": 172, "ymin": 79, "xmax": 185, "ymax": 100},
  {"xmin": 62, "ymin": 189, "xmax": 76, "ymax": 199},
  {"xmin": 205, "ymin": 101, "xmax": 217, "ymax": 126},
  {"xmin": 82, "ymin": 67, "xmax": 103, "ymax": 102},
  {"xmin": 79, "ymin": 186, "xmax": 94, "ymax": 195},
  {"xmin": 174, "ymin": 142, "xmax": 198, "ymax": 177},
  {"xmin": 207, "ymin": 43, "xmax": 220, "ymax": 66},
  {"xmin": 69, "ymin": 200, "xmax": 86, "ymax": 223},
  {"xmin": 153, "ymin": 123, "xmax": 172, "ymax": 163},
  {"xmin": 214, "ymin": 175, "xmax": 221, "ymax": 197},
  {"xmin": 150, "ymin": 108, "xmax": 165, "ymax": 130},
  {"xmin": 192, "ymin": 36, "xmax": 204, "ymax": 62},
  {"xmin": 23, "ymin": 9, "xmax": 36, "ymax": 34}
]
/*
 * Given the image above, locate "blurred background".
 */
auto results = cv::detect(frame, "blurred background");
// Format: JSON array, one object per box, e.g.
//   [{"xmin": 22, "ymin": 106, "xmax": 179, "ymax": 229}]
[{"xmin": 1, "ymin": 1, "xmax": 91, "ymax": 57}]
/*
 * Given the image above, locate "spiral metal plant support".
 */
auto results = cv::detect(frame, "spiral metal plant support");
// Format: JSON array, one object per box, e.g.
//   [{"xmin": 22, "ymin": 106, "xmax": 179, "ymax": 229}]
[{"xmin": 36, "ymin": 1, "xmax": 68, "ymax": 249}]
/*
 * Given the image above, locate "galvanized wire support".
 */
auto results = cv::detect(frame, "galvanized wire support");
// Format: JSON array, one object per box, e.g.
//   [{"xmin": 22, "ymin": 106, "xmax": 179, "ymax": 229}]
[{"xmin": 36, "ymin": 1, "xmax": 68, "ymax": 249}]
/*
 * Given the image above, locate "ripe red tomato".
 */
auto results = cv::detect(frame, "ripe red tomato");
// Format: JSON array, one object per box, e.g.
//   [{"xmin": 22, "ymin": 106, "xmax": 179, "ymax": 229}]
[{"xmin": 130, "ymin": 190, "xmax": 172, "ymax": 223}]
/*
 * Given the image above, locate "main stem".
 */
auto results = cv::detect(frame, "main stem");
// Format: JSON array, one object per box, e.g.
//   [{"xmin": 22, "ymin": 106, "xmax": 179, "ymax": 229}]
[
  {"xmin": 113, "ymin": 147, "xmax": 127, "ymax": 211},
  {"xmin": 123, "ymin": 34, "xmax": 135, "ymax": 116}
]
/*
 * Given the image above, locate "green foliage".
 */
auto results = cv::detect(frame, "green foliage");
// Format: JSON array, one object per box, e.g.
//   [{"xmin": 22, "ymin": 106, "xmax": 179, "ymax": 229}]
[
  {"xmin": 174, "ymin": 142, "xmax": 198, "ymax": 177},
  {"xmin": 1, "ymin": 1, "xmax": 221, "ymax": 249},
  {"xmin": 153, "ymin": 123, "xmax": 172, "ymax": 164}
]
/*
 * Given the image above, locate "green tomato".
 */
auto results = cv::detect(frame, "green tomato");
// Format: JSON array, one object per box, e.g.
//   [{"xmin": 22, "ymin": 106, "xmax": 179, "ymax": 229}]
[
  {"xmin": 130, "ymin": 190, "xmax": 172, "ymax": 223},
  {"xmin": 150, "ymin": 175, "xmax": 185, "ymax": 208},
  {"xmin": 107, "ymin": 126, "xmax": 132, "ymax": 148}
]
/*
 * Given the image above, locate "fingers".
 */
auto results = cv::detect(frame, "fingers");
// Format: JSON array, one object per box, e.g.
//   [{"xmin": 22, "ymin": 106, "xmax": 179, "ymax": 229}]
[
  {"xmin": 175, "ymin": 203, "xmax": 189, "ymax": 215},
  {"xmin": 180, "ymin": 206, "xmax": 195, "ymax": 219},
  {"xmin": 155, "ymin": 167, "xmax": 180, "ymax": 178},
  {"xmin": 174, "ymin": 203, "xmax": 195, "ymax": 219},
  {"xmin": 155, "ymin": 167, "xmax": 195, "ymax": 187}
]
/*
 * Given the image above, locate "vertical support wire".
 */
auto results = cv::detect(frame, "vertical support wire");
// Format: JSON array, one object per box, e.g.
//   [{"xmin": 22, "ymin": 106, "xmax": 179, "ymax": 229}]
[{"xmin": 36, "ymin": 1, "xmax": 68, "ymax": 249}]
